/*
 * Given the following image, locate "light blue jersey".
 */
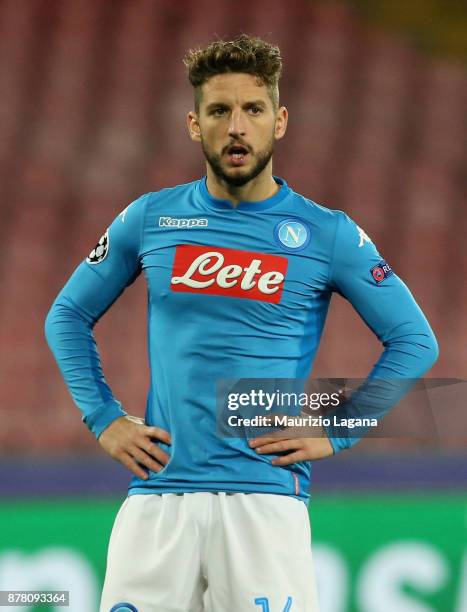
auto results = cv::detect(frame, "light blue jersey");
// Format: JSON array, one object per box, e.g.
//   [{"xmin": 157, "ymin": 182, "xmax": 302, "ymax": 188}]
[{"xmin": 45, "ymin": 177, "xmax": 438, "ymax": 501}]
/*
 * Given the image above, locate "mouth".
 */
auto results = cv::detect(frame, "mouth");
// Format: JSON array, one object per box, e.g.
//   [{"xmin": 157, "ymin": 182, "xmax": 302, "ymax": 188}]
[{"xmin": 225, "ymin": 144, "xmax": 250, "ymax": 167}]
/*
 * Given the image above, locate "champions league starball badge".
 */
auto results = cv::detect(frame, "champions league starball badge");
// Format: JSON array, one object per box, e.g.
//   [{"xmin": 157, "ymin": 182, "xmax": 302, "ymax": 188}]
[{"xmin": 86, "ymin": 229, "xmax": 109, "ymax": 264}]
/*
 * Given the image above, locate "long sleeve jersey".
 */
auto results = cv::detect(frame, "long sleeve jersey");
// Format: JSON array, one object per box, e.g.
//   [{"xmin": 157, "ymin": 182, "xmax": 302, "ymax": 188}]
[{"xmin": 45, "ymin": 176, "xmax": 438, "ymax": 502}]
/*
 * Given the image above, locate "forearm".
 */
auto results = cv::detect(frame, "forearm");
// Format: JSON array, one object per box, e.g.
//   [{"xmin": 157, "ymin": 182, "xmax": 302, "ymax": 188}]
[
  {"xmin": 326, "ymin": 328, "xmax": 439, "ymax": 453},
  {"xmin": 45, "ymin": 296, "xmax": 127, "ymax": 438}
]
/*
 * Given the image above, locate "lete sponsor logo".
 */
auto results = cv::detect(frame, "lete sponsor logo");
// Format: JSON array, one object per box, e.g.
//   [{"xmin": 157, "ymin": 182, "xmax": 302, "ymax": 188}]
[{"xmin": 171, "ymin": 245, "xmax": 288, "ymax": 303}]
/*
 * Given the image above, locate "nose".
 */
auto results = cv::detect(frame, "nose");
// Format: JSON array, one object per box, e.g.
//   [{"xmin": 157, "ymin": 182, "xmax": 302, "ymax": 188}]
[{"xmin": 228, "ymin": 109, "xmax": 246, "ymax": 137}]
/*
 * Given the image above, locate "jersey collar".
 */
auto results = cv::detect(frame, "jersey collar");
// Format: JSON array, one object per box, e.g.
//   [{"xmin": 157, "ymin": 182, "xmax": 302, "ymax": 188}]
[{"xmin": 198, "ymin": 175, "xmax": 291, "ymax": 211}]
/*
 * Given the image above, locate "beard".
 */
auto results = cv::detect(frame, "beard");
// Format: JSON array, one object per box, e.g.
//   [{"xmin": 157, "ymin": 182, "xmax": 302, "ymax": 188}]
[{"xmin": 201, "ymin": 134, "xmax": 275, "ymax": 187}]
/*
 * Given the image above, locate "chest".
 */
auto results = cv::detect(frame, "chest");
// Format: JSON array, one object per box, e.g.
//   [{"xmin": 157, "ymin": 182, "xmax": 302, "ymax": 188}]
[{"xmin": 140, "ymin": 211, "xmax": 330, "ymax": 314}]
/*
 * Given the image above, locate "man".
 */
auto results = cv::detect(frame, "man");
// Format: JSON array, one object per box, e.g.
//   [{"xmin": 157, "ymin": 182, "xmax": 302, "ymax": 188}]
[{"xmin": 45, "ymin": 35, "xmax": 438, "ymax": 612}]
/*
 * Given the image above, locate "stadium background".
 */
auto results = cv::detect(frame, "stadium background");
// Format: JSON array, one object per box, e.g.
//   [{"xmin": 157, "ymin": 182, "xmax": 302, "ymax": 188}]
[{"xmin": 0, "ymin": 0, "xmax": 466, "ymax": 610}]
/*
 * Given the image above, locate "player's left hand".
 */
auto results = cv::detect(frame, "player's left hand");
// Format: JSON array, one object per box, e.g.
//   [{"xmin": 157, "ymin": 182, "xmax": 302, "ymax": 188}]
[{"xmin": 248, "ymin": 429, "xmax": 334, "ymax": 465}]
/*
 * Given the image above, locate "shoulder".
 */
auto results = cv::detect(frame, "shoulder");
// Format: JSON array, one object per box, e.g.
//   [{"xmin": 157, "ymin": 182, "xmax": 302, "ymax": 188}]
[
  {"xmin": 286, "ymin": 189, "xmax": 347, "ymax": 237},
  {"xmin": 143, "ymin": 179, "xmax": 201, "ymax": 209},
  {"xmin": 289, "ymin": 187, "xmax": 371, "ymax": 240},
  {"xmin": 283, "ymin": 188, "xmax": 378, "ymax": 260},
  {"xmin": 287, "ymin": 187, "xmax": 338, "ymax": 222}
]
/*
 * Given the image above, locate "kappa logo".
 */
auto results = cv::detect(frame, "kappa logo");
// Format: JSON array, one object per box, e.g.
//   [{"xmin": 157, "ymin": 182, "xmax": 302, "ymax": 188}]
[
  {"xmin": 171, "ymin": 245, "xmax": 288, "ymax": 303},
  {"xmin": 357, "ymin": 225, "xmax": 372, "ymax": 248},
  {"xmin": 275, "ymin": 218, "xmax": 311, "ymax": 252},
  {"xmin": 159, "ymin": 216, "xmax": 208, "ymax": 229},
  {"xmin": 86, "ymin": 229, "xmax": 109, "ymax": 264}
]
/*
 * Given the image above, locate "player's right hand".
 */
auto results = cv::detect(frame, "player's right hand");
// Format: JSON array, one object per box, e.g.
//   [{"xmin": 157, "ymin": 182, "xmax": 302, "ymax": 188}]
[{"xmin": 98, "ymin": 415, "xmax": 172, "ymax": 480}]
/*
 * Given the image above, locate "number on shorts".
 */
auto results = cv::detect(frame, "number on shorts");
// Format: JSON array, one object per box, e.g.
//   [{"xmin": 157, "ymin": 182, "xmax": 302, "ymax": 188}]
[{"xmin": 254, "ymin": 596, "xmax": 293, "ymax": 611}]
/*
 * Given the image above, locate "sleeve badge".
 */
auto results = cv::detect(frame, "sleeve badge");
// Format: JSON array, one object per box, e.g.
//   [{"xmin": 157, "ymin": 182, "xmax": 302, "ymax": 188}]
[
  {"xmin": 86, "ymin": 229, "xmax": 109, "ymax": 264},
  {"xmin": 370, "ymin": 260, "xmax": 393, "ymax": 284}
]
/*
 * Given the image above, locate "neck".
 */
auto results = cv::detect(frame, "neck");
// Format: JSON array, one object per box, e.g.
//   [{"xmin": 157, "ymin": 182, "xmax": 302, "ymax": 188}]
[{"xmin": 206, "ymin": 162, "xmax": 279, "ymax": 207}]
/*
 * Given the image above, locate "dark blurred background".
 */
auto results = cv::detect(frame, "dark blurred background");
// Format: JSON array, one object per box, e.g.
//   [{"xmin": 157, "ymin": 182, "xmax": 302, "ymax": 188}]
[{"xmin": 0, "ymin": 1, "xmax": 465, "ymax": 610}]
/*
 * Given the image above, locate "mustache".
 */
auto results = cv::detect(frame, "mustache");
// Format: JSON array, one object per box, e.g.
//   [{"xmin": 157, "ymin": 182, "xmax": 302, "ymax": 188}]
[{"xmin": 222, "ymin": 141, "xmax": 252, "ymax": 155}]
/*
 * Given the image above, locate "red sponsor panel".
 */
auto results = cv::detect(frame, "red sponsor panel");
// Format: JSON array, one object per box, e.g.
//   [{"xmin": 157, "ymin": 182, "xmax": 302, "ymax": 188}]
[{"xmin": 171, "ymin": 245, "xmax": 288, "ymax": 303}]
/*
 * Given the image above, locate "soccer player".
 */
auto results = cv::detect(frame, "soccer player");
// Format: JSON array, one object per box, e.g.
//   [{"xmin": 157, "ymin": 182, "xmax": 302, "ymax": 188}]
[{"xmin": 45, "ymin": 35, "xmax": 438, "ymax": 612}]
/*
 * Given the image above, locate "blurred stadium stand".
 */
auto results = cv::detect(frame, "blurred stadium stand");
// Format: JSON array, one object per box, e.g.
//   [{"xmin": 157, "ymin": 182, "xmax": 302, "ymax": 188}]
[{"xmin": 0, "ymin": 0, "xmax": 465, "ymax": 454}]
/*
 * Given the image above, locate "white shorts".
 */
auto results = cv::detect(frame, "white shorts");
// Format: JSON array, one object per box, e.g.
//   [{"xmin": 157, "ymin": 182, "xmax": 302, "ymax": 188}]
[{"xmin": 100, "ymin": 492, "xmax": 320, "ymax": 612}]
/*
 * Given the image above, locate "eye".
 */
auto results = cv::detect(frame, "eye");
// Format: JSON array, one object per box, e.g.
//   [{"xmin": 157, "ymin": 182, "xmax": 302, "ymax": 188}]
[
  {"xmin": 249, "ymin": 106, "xmax": 263, "ymax": 115},
  {"xmin": 212, "ymin": 107, "xmax": 227, "ymax": 117}
]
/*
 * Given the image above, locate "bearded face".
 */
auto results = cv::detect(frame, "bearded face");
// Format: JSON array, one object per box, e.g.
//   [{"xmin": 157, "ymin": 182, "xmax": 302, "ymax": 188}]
[
  {"xmin": 191, "ymin": 73, "xmax": 284, "ymax": 189},
  {"xmin": 200, "ymin": 130, "xmax": 275, "ymax": 187}
]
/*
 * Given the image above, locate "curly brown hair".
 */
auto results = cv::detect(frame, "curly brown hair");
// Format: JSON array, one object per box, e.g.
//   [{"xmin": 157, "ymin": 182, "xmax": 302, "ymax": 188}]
[{"xmin": 183, "ymin": 34, "xmax": 283, "ymax": 112}]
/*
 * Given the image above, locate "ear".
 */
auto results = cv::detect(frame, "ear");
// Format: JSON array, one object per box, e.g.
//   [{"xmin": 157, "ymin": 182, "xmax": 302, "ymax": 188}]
[
  {"xmin": 274, "ymin": 106, "xmax": 288, "ymax": 141},
  {"xmin": 187, "ymin": 111, "xmax": 202, "ymax": 142}
]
